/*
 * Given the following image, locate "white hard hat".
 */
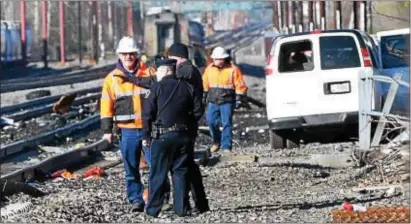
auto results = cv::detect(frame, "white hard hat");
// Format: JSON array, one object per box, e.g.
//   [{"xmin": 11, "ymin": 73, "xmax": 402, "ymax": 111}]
[
  {"xmin": 211, "ymin": 46, "xmax": 229, "ymax": 59},
  {"xmin": 116, "ymin": 36, "xmax": 139, "ymax": 54}
]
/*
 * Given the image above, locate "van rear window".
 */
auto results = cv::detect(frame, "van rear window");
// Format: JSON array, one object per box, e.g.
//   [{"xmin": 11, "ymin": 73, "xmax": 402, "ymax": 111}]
[
  {"xmin": 278, "ymin": 40, "xmax": 314, "ymax": 73},
  {"xmin": 320, "ymin": 36, "xmax": 361, "ymax": 70}
]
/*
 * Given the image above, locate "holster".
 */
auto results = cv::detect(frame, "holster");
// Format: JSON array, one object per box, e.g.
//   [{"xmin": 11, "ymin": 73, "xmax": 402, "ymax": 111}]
[{"xmin": 150, "ymin": 123, "xmax": 164, "ymax": 139}]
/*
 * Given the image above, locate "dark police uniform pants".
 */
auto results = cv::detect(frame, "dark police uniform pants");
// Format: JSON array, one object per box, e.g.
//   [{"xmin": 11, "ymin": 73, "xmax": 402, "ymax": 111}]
[
  {"xmin": 145, "ymin": 131, "xmax": 191, "ymax": 217},
  {"xmin": 187, "ymin": 131, "xmax": 209, "ymax": 212}
]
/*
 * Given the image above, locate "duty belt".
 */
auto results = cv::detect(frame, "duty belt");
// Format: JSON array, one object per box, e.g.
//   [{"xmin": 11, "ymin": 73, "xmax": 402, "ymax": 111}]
[{"xmin": 160, "ymin": 124, "xmax": 187, "ymax": 133}]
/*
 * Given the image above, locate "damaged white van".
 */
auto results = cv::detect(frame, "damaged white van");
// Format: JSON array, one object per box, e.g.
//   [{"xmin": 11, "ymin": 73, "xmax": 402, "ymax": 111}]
[{"xmin": 265, "ymin": 29, "xmax": 384, "ymax": 149}]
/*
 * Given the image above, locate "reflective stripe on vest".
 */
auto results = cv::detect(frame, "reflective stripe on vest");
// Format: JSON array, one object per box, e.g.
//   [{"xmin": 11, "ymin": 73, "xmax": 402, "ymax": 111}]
[
  {"xmin": 113, "ymin": 113, "xmax": 142, "ymax": 122},
  {"xmin": 207, "ymin": 66, "xmax": 235, "ymax": 89}
]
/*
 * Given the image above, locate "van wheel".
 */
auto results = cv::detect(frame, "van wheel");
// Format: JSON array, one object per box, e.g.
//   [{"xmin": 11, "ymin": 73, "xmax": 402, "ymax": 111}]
[
  {"xmin": 269, "ymin": 130, "xmax": 299, "ymax": 149},
  {"xmin": 286, "ymin": 139, "xmax": 299, "ymax": 149},
  {"xmin": 269, "ymin": 130, "xmax": 285, "ymax": 149}
]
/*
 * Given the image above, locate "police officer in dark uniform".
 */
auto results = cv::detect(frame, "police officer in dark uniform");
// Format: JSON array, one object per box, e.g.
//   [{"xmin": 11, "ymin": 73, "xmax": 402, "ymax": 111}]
[
  {"xmin": 168, "ymin": 43, "xmax": 210, "ymax": 213},
  {"xmin": 142, "ymin": 58, "xmax": 203, "ymax": 217}
]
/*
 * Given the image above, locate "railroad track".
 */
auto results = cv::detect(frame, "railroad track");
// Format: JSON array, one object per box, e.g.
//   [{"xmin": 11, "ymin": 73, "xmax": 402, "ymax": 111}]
[
  {"xmin": 0, "ymin": 64, "xmax": 114, "ymax": 93},
  {"xmin": 3, "ymin": 93, "xmax": 100, "ymax": 122},
  {"xmin": 1, "ymin": 85, "xmax": 105, "ymax": 157},
  {"xmin": 1, "ymin": 139, "xmax": 111, "ymax": 183},
  {"xmin": 0, "ymin": 113, "xmax": 101, "ymax": 160},
  {"xmin": 1, "ymin": 87, "xmax": 101, "ymax": 115}
]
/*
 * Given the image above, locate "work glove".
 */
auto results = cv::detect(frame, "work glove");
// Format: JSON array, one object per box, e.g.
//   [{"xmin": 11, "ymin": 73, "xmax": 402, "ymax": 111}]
[
  {"xmin": 235, "ymin": 100, "xmax": 242, "ymax": 109},
  {"xmin": 235, "ymin": 94, "xmax": 244, "ymax": 109},
  {"xmin": 202, "ymin": 92, "xmax": 208, "ymax": 107}
]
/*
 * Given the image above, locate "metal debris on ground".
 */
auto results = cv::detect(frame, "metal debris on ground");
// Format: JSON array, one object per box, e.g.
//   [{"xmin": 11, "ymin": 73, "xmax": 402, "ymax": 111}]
[
  {"xmin": 83, "ymin": 167, "xmax": 104, "ymax": 179},
  {"xmin": 330, "ymin": 206, "xmax": 410, "ymax": 223},
  {"xmin": 50, "ymin": 169, "xmax": 76, "ymax": 180},
  {"xmin": 52, "ymin": 93, "xmax": 77, "ymax": 114}
]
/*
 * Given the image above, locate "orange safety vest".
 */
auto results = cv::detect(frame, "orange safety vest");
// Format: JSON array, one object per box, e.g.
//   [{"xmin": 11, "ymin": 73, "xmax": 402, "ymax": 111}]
[
  {"xmin": 100, "ymin": 61, "xmax": 155, "ymax": 132},
  {"xmin": 202, "ymin": 63, "xmax": 247, "ymax": 104}
]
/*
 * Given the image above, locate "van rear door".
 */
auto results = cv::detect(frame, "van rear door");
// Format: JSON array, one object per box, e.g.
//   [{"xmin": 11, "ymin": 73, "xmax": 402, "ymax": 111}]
[{"xmin": 266, "ymin": 33, "xmax": 367, "ymax": 119}]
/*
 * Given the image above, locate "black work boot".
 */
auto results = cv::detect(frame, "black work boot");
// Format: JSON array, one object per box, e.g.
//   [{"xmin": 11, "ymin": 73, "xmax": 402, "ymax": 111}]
[{"xmin": 131, "ymin": 203, "xmax": 145, "ymax": 212}]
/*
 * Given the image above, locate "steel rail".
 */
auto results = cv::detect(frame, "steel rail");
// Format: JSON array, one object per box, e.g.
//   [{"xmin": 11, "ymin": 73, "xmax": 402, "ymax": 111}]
[
  {"xmin": 1, "ymin": 139, "xmax": 110, "ymax": 183},
  {"xmin": 1, "ymin": 87, "xmax": 101, "ymax": 115},
  {"xmin": 0, "ymin": 114, "xmax": 100, "ymax": 159},
  {"xmin": 0, "ymin": 65, "xmax": 113, "ymax": 93},
  {"xmin": 5, "ymin": 93, "xmax": 100, "ymax": 122}
]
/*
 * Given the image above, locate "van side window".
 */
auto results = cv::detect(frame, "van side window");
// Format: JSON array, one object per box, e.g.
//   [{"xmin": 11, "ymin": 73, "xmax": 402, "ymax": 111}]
[
  {"xmin": 278, "ymin": 40, "xmax": 313, "ymax": 73},
  {"xmin": 319, "ymin": 36, "xmax": 361, "ymax": 70}
]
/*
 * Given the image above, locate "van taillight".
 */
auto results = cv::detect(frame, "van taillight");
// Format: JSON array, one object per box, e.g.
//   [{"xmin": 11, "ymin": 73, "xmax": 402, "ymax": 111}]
[
  {"xmin": 265, "ymin": 55, "xmax": 274, "ymax": 75},
  {"xmin": 311, "ymin": 30, "xmax": 321, "ymax": 34},
  {"xmin": 361, "ymin": 48, "xmax": 372, "ymax": 67}
]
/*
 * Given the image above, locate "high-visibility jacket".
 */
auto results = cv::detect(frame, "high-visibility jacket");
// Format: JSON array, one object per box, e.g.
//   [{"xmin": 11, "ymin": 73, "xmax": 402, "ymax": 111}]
[
  {"xmin": 202, "ymin": 63, "xmax": 247, "ymax": 105},
  {"xmin": 100, "ymin": 60, "xmax": 155, "ymax": 133}
]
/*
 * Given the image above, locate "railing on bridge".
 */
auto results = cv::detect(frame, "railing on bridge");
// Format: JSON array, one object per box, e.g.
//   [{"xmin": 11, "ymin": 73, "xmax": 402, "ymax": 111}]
[{"xmin": 358, "ymin": 73, "xmax": 410, "ymax": 151}]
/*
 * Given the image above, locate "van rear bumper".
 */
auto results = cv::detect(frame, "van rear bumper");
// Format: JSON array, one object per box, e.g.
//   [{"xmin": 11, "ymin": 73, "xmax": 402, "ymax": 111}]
[{"xmin": 268, "ymin": 112, "xmax": 358, "ymax": 130}]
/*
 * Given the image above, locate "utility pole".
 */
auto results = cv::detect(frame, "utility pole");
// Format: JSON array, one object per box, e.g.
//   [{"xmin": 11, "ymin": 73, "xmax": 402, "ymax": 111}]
[
  {"xmin": 368, "ymin": 1, "xmax": 373, "ymax": 33},
  {"xmin": 308, "ymin": 1, "xmax": 314, "ymax": 31},
  {"xmin": 298, "ymin": 1, "xmax": 303, "ymax": 32},
  {"xmin": 108, "ymin": 1, "xmax": 113, "ymax": 48},
  {"xmin": 127, "ymin": 1, "xmax": 133, "ymax": 37},
  {"xmin": 41, "ymin": 1, "xmax": 48, "ymax": 68},
  {"xmin": 335, "ymin": 1, "xmax": 342, "ymax": 29},
  {"xmin": 90, "ymin": 1, "xmax": 98, "ymax": 64},
  {"xmin": 353, "ymin": 1, "xmax": 359, "ymax": 29},
  {"xmin": 112, "ymin": 3, "xmax": 117, "ymax": 53},
  {"xmin": 59, "ymin": 0, "xmax": 66, "ymax": 64},
  {"xmin": 271, "ymin": 1, "xmax": 279, "ymax": 31},
  {"xmin": 97, "ymin": 1, "xmax": 104, "ymax": 60},
  {"xmin": 319, "ymin": 1, "xmax": 326, "ymax": 30},
  {"xmin": 78, "ymin": 1, "xmax": 82, "ymax": 65},
  {"xmin": 362, "ymin": 1, "xmax": 367, "ymax": 32},
  {"xmin": 291, "ymin": 1, "xmax": 297, "ymax": 33},
  {"xmin": 282, "ymin": 1, "xmax": 288, "ymax": 32},
  {"xmin": 20, "ymin": 1, "xmax": 27, "ymax": 62}
]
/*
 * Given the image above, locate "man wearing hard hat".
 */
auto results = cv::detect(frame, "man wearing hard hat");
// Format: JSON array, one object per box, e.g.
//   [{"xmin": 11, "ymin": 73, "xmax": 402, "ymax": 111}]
[
  {"xmin": 100, "ymin": 36, "xmax": 155, "ymax": 212},
  {"xmin": 202, "ymin": 46, "xmax": 248, "ymax": 153}
]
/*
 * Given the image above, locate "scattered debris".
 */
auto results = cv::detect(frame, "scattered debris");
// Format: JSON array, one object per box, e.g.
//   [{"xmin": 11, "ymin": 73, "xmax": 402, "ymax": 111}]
[
  {"xmin": 53, "ymin": 93, "xmax": 77, "ymax": 114},
  {"xmin": 0, "ymin": 202, "xmax": 33, "ymax": 221},
  {"xmin": 330, "ymin": 206, "xmax": 410, "ymax": 223},
  {"xmin": 83, "ymin": 167, "xmax": 104, "ymax": 179},
  {"xmin": 313, "ymin": 171, "xmax": 330, "ymax": 178},
  {"xmin": 51, "ymin": 169, "xmax": 76, "ymax": 180}
]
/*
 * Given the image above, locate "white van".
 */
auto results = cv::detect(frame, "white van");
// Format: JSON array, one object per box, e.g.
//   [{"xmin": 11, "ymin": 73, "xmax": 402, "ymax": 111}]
[{"xmin": 265, "ymin": 29, "xmax": 384, "ymax": 149}]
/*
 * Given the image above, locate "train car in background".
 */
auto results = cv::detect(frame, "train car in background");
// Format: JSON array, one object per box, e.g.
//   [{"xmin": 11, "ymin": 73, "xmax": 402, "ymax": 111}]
[
  {"xmin": 1, "ymin": 20, "xmax": 32, "ymax": 70},
  {"xmin": 143, "ymin": 7, "xmax": 207, "ymax": 70}
]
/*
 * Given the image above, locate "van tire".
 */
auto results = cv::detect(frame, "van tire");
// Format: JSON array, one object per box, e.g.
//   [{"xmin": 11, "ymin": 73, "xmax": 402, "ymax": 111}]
[
  {"xmin": 269, "ymin": 129, "xmax": 300, "ymax": 149},
  {"xmin": 286, "ymin": 139, "xmax": 299, "ymax": 149},
  {"xmin": 25, "ymin": 90, "xmax": 51, "ymax": 100},
  {"xmin": 269, "ymin": 130, "xmax": 285, "ymax": 149}
]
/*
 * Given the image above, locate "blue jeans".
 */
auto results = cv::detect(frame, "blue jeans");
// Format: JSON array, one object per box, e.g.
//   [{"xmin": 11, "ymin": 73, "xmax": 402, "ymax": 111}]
[
  {"xmin": 206, "ymin": 102, "xmax": 234, "ymax": 150},
  {"xmin": 120, "ymin": 128, "xmax": 145, "ymax": 205}
]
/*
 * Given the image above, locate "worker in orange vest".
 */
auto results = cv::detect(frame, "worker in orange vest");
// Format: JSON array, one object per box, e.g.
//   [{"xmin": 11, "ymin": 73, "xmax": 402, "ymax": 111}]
[
  {"xmin": 202, "ymin": 46, "xmax": 248, "ymax": 153},
  {"xmin": 100, "ymin": 36, "xmax": 155, "ymax": 212}
]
